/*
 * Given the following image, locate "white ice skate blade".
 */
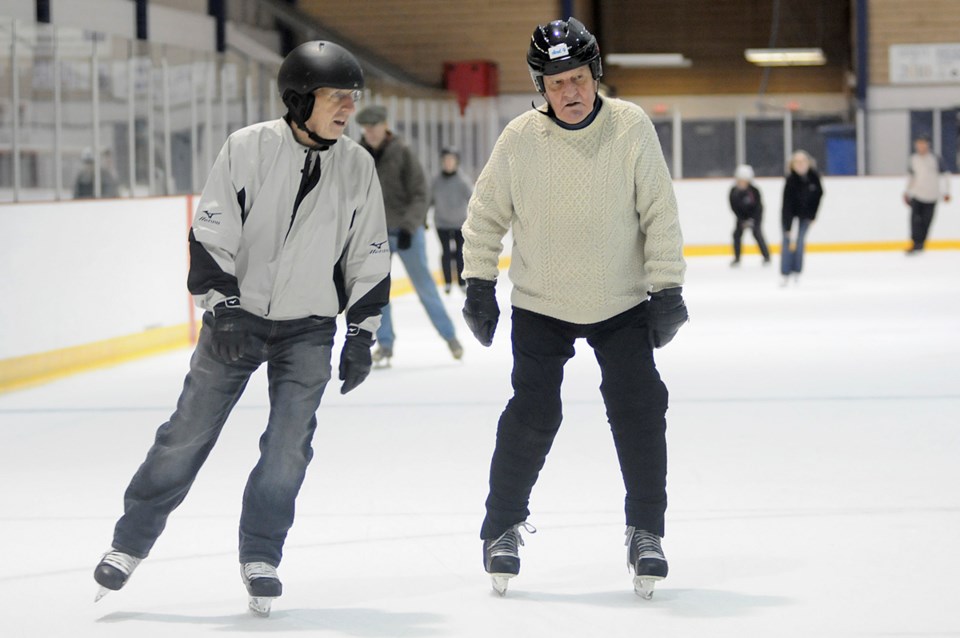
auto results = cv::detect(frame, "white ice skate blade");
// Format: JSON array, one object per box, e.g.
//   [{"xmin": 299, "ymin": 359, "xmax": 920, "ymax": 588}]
[
  {"xmin": 633, "ymin": 575, "xmax": 663, "ymax": 600},
  {"xmin": 248, "ymin": 596, "xmax": 275, "ymax": 617},
  {"xmin": 490, "ymin": 574, "xmax": 514, "ymax": 597},
  {"xmin": 94, "ymin": 586, "xmax": 111, "ymax": 603}
]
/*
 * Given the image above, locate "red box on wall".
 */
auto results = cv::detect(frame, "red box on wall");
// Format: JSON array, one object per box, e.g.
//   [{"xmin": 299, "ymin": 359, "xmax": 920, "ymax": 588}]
[{"xmin": 443, "ymin": 60, "xmax": 499, "ymax": 113}]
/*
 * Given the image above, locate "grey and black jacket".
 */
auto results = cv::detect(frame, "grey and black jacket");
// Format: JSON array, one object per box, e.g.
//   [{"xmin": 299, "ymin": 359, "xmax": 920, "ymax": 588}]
[{"xmin": 188, "ymin": 118, "xmax": 391, "ymax": 336}]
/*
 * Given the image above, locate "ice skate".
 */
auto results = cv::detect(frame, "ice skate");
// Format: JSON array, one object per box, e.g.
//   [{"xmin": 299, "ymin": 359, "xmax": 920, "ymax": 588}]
[
  {"xmin": 93, "ymin": 549, "xmax": 142, "ymax": 602},
  {"xmin": 447, "ymin": 337, "xmax": 464, "ymax": 360},
  {"xmin": 625, "ymin": 526, "xmax": 668, "ymax": 599},
  {"xmin": 372, "ymin": 345, "xmax": 393, "ymax": 368},
  {"xmin": 483, "ymin": 522, "xmax": 536, "ymax": 596},
  {"xmin": 241, "ymin": 562, "xmax": 282, "ymax": 617}
]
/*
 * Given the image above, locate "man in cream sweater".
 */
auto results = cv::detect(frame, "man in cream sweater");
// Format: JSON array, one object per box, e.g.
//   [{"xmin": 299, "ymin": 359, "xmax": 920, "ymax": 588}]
[{"xmin": 461, "ymin": 18, "xmax": 688, "ymax": 599}]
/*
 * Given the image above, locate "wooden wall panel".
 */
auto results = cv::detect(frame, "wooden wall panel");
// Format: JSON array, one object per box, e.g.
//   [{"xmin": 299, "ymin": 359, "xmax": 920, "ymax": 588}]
[
  {"xmin": 597, "ymin": 0, "xmax": 851, "ymax": 96},
  {"xmin": 297, "ymin": 0, "xmax": 590, "ymax": 94},
  {"xmin": 293, "ymin": 0, "xmax": 960, "ymax": 97},
  {"xmin": 869, "ymin": 0, "xmax": 960, "ymax": 85}
]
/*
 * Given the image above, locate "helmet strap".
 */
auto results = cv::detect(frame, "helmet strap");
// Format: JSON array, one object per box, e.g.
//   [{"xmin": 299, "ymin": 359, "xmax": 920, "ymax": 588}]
[
  {"xmin": 282, "ymin": 92, "xmax": 338, "ymax": 149},
  {"xmin": 297, "ymin": 121, "xmax": 339, "ymax": 150},
  {"xmin": 284, "ymin": 113, "xmax": 338, "ymax": 150}
]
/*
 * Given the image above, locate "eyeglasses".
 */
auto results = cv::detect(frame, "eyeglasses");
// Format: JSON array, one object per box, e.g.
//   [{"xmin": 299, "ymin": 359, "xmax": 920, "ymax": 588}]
[{"xmin": 321, "ymin": 89, "xmax": 363, "ymax": 104}]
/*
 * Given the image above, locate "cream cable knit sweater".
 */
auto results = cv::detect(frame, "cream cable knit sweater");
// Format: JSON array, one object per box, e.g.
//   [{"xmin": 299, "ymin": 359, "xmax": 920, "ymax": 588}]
[{"xmin": 462, "ymin": 98, "xmax": 686, "ymax": 325}]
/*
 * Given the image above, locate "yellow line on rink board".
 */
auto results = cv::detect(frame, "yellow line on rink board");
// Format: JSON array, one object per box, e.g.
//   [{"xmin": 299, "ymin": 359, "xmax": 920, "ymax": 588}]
[{"xmin": 1, "ymin": 244, "xmax": 956, "ymax": 394}]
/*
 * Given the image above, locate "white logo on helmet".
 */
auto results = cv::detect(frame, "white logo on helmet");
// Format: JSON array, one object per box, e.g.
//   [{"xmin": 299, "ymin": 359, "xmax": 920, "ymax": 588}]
[{"xmin": 548, "ymin": 43, "xmax": 570, "ymax": 59}]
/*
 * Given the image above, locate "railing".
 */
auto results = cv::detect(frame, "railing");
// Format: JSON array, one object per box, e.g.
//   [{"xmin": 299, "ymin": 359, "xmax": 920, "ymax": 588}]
[{"xmin": 2, "ymin": 16, "xmax": 957, "ymax": 203}]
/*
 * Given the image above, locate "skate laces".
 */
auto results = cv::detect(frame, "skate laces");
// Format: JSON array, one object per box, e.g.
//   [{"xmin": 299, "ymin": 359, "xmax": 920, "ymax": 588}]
[
  {"xmin": 100, "ymin": 549, "xmax": 142, "ymax": 575},
  {"xmin": 488, "ymin": 522, "xmax": 537, "ymax": 558},
  {"xmin": 242, "ymin": 561, "xmax": 278, "ymax": 582},
  {"xmin": 625, "ymin": 526, "xmax": 664, "ymax": 560}
]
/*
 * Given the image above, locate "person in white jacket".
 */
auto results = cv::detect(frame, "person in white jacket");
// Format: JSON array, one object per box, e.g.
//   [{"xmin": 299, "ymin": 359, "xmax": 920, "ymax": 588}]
[
  {"xmin": 904, "ymin": 135, "xmax": 952, "ymax": 254},
  {"xmin": 93, "ymin": 41, "xmax": 391, "ymax": 616}
]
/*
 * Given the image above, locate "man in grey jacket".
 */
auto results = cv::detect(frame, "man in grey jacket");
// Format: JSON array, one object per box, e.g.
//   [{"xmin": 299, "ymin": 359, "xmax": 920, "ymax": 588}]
[
  {"xmin": 357, "ymin": 105, "xmax": 462, "ymax": 366},
  {"xmin": 93, "ymin": 41, "xmax": 391, "ymax": 616}
]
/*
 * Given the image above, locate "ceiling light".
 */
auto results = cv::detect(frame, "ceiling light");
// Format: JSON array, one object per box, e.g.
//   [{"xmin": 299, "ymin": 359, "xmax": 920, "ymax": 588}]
[
  {"xmin": 744, "ymin": 48, "xmax": 826, "ymax": 66},
  {"xmin": 605, "ymin": 53, "xmax": 692, "ymax": 68}
]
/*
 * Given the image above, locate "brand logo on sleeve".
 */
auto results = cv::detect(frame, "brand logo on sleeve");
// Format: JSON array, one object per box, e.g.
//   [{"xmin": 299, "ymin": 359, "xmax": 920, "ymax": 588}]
[
  {"xmin": 369, "ymin": 239, "xmax": 390, "ymax": 255},
  {"xmin": 199, "ymin": 209, "xmax": 222, "ymax": 225}
]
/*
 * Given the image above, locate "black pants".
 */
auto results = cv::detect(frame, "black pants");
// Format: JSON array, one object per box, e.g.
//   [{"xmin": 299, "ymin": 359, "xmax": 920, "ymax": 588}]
[
  {"xmin": 733, "ymin": 215, "xmax": 770, "ymax": 260},
  {"xmin": 909, "ymin": 198, "xmax": 937, "ymax": 250},
  {"xmin": 436, "ymin": 228, "xmax": 465, "ymax": 286},
  {"xmin": 480, "ymin": 304, "xmax": 669, "ymax": 540}
]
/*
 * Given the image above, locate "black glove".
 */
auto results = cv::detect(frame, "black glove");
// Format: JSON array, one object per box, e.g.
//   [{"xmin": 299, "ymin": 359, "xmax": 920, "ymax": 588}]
[
  {"xmin": 462, "ymin": 278, "xmax": 499, "ymax": 347},
  {"xmin": 339, "ymin": 328, "xmax": 373, "ymax": 394},
  {"xmin": 647, "ymin": 287, "xmax": 688, "ymax": 349},
  {"xmin": 396, "ymin": 229, "xmax": 412, "ymax": 250},
  {"xmin": 211, "ymin": 299, "xmax": 247, "ymax": 363}
]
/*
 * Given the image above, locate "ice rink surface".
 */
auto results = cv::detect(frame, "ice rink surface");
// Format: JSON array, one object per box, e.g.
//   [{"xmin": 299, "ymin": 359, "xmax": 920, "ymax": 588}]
[{"xmin": 2, "ymin": 250, "xmax": 959, "ymax": 637}]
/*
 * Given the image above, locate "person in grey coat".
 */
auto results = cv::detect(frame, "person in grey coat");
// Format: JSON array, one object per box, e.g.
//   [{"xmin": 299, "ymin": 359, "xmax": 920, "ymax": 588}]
[
  {"xmin": 92, "ymin": 41, "xmax": 391, "ymax": 616},
  {"xmin": 357, "ymin": 105, "xmax": 463, "ymax": 366},
  {"xmin": 430, "ymin": 147, "xmax": 474, "ymax": 293}
]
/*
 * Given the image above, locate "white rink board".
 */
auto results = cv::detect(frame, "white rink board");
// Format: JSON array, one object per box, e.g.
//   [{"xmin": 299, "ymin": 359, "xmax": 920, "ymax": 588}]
[{"xmin": 1, "ymin": 175, "xmax": 957, "ymax": 358}]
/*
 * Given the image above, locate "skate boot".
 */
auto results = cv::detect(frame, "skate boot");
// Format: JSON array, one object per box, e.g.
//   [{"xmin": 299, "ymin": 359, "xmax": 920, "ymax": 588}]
[
  {"xmin": 447, "ymin": 337, "xmax": 464, "ymax": 360},
  {"xmin": 241, "ymin": 562, "xmax": 282, "ymax": 617},
  {"xmin": 93, "ymin": 549, "xmax": 142, "ymax": 602},
  {"xmin": 482, "ymin": 522, "xmax": 536, "ymax": 596},
  {"xmin": 625, "ymin": 526, "xmax": 668, "ymax": 599},
  {"xmin": 372, "ymin": 345, "xmax": 393, "ymax": 368}
]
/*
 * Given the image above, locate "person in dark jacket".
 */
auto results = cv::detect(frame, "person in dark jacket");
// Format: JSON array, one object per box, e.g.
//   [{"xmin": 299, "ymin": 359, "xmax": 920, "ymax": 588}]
[
  {"xmin": 728, "ymin": 164, "xmax": 770, "ymax": 266},
  {"xmin": 92, "ymin": 41, "xmax": 391, "ymax": 616},
  {"xmin": 356, "ymin": 105, "xmax": 463, "ymax": 366},
  {"xmin": 780, "ymin": 150, "xmax": 823, "ymax": 285}
]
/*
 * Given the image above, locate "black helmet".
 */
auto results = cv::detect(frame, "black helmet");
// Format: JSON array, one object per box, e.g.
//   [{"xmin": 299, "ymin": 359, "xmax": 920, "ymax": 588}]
[
  {"xmin": 278, "ymin": 41, "xmax": 364, "ymax": 126},
  {"xmin": 527, "ymin": 18, "xmax": 602, "ymax": 93}
]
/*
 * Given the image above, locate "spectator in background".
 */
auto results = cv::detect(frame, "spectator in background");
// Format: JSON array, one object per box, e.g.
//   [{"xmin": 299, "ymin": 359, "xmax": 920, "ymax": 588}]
[
  {"xmin": 74, "ymin": 147, "xmax": 119, "ymax": 199},
  {"xmin": 356, "ymin": 105, "xmax": 463, "ymax": 366},
  {"xmin": 728, "ymin": 164, "xmax": 770, "ymax": 266},
  {"xmin": 431, "ymin": 147, "xmax": 473, "ymax": 293},
  {"xmin": 780, "ymin": 150, "xmax": 823, "ymax": 286},
  {"xmin": 904, "ymin": 135, "xmax": 952, "ymax": 254}
]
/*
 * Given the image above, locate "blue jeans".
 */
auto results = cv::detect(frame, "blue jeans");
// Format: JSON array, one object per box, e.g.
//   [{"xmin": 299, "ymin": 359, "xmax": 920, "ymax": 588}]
[
  {"xmin": 377, "ymin": 226, "xmax": 456, "ymax": 348},
  {"xmin": 112, "ymin": 311, "xmax": 335, "ymax": 567},
  {"xmin": 781, "ymin": 218, "xmax": 812, "ymax": 276}
]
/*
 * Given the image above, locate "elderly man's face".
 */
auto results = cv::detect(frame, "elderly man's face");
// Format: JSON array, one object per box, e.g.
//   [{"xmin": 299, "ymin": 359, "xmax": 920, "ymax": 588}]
[
  {"xmin": 542, "ymin": 64, "xmax": 596, "ymax": 125},
  {"xmin": 304, "ymin": 87, "xmax": 359, "ymax": 141}
]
